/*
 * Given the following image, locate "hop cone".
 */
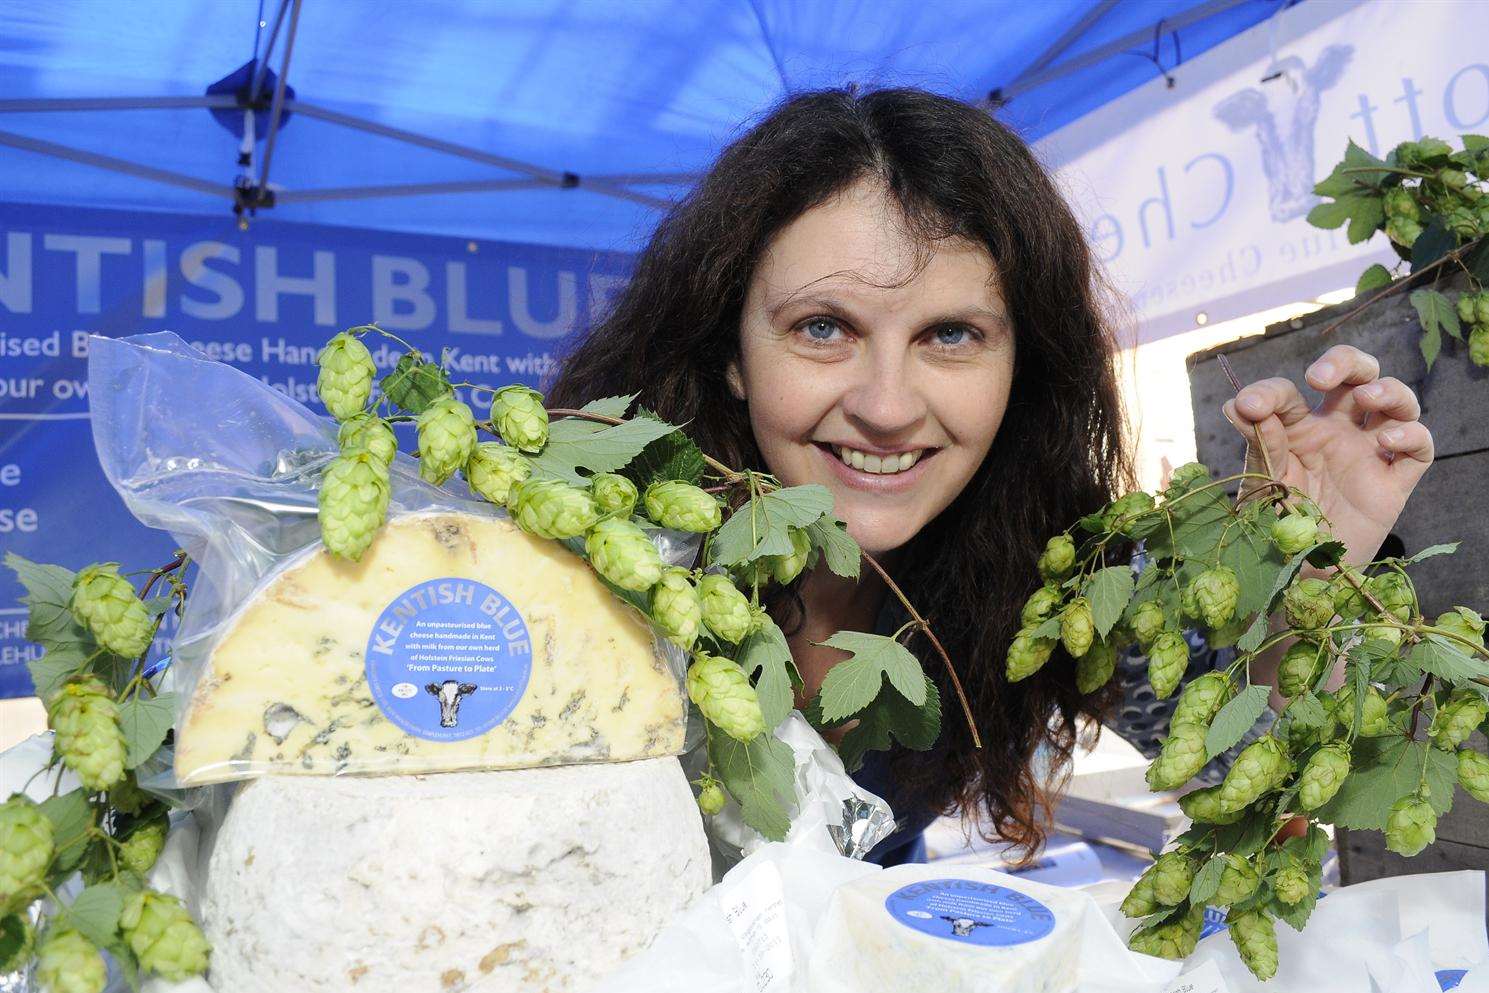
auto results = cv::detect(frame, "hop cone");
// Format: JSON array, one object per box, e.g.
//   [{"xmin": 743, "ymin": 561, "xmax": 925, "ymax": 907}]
[
  {"xmin": 1212, "ymin": 853, "xmax": 1261, "ymax": 906},
  {"xmin": 1021, "ymin": 585, "xmax": 1063, "ymax": 627},
  {"xmin": 1128, "ymin": 907, "xmax": 1202, "ymax": 961},
  {"xmin": 1277, "ymin": 641, "xmax": 1325, "ymax": 698},
  {"xmin": 1458, "ymin": 749, "xmax": 1489, "ymax": 804},
  {"xmin": 0, "ymin": 795, "xmax": 53, "ymax": 912},
  {"xmin": 1191, "ymin": 567, "xmax": 1240, "ymax": 629},
  {"xmin": 316, "ymin": 331, "xmax": 375, "ymax": 420},
  {"xmin": 1107, "ymin": 491, "xmax": 1155, "ymax": 533},
  {"xmin": 1471, "ymin": 325, "xmax": 1489, "ymax": 368},
  {"xmin": 1384, "ymin": 187, "xmax": 1419, "ymax": 220},
  {"xmin": 1298, "ymin": 741, "xmax": 1351, "ymax": 810},
  {"xmin": 49, "ymin": 676, "xmax": 126, "ymax": 792},
  {"xmin": 651, "ymin": 567, "xmax": 702, "ymax": 649},
  {"xmin": 1431, "ymin": 689, "xmax": 1488, "ymax": 751},
  {"xmin": 1147, "ymin": 852, "xmax": 1197, "ymax": 906},
  {"xmin": 1228, "ymin": 909, "xmax": 1279, "ymax": 981},
  {"xmin": 108, "ymin": 775, "xmax": 151, "ymax": 816},
  {"xmin": 1119, "ymin": 871, "xmax": 1159, "ymax": 918},
  {"xmin": 698, "ymin": 574, "xmax": 753, "ymax": 644},
  {"xmin": 1037, "ymin": 534, "xmax": 1075, "ymax": 581},
  {"xmin": 1364, "ymin": 623, "xmax": 1405, "ymax": 648},
  {"xmin": 1386, "ymin": 791, "xmax": 1436, "ymax": 856},
  {"xmin": 1477, "ymin": 292, "xmax": 1489, "ymax": 327},
  {"xmin": 1272, "ymin": 512, "xmax": 1319, "ymax": 555},
  {"xmin": 488, "ymin": 385, "xmax": 548, "ymax": 452},
  {"xmin": 1006, "ymin": 628, "xmax": 1056, "ymax": 683},
  {"xmin": 71, "ymin": 564, "xmax": 151, "ymax": 659},
  {"xmin": 416, "ymin": 396, "xmax": 477, "ymax": 485},
  {"xmin": 1283, "ymin": 577, "xmax": 1335, "ymax": 630},
  {"xmin": 510, "ymin": 479, "xmax": 599, "ymax": 539},
  {"xmin": 688, "ymin": 653, "xmax": 766, "ymax": 742},
  {"xmin": 1274, "ymin": 863, "xmax": 1311, "ymax": 906},
  {"xmin": 1353, "ymin": 686, "xmax": 1393, "ymax": 737},
  {"xmin": 696, "ymin": 780, "xmax": 727, "ymax": 816},
  {"xmin": 1075, "ymin": 639, "xmax": 1117, "ymax": 694},
  {"xmin": 731, "ymin": 557, "xmax": 773, "ymax": 594},
  {"xmin": 586, "ymin": 519, "xmax": 664, "ymax": 592},
  {"xmin": 337, "ymin": 412, "xmax": 397, "ymax": 466},
  {"xmin": 1178, "ymin": 784, "xmax": 1242, "ymax": 825},
  {"xmin": 1172, "ymin": 671, "xmax": 1232, "ymax": 729},
  {"xmin": 464, "ymin": 442, "xmax": 532, "ymax": 505},
  {"xmin": 1146, "ymin": 722, "xmax": 1207, "ymax": 791},
  {"xmin": 1060, "ymin": 598, "xmax": 1095, "ymax": 658},
  {"xmin": 590, "ymin": 472, "xmax": 639, "ymax": 519},
  {"xmin": 1366, "ymin": 572, "xmax": 1415, "ymax": 622},
  {"xmin": 1164, "ymin": 462, "xmax": 1210, "ymax": 496},
  {"xmin": 0, "ymin": 913, "xmax": 33, "ymax": 973},
  {"xmin": 119, "ymin": 808, "xmax": 171, "ymax": 877},
  {"xmin": 1435, "ymin": 606, "xmax": 1486, "ymax": 649},
  {"xmin": 1131, "ymin": 600, "xmax": 1166, "ymax": 649},
  {"xmin": 1386, "ymin": 216, "xmax": 1424, "ymax": 247},
  {"xmin": 1459, "ymin": 291, "xmax": 1480, "ymax": 325},
  {"xmin": 318, "ymin": 451, "xmax": 390, "ymax": 560},
  {"xmin": 1332, "ymin": 567, "xmax": 1367, "ymax": 619},
  {"xmin": 120, "ymin": 890, "xmax": 210, "ymax": 982},
  {"xmin": 770, "ymin": 528, "xmax": 812, "ymax": 585},
  {"xmin": 1146, "ymin": 631, "xmax": 1190, "ymax": 700},
  {"xmin": 1218, "ymin": 736, "xmax": 1291, "ymax": 813},
  {"xmin": 36, "ymin": 928, "xmax": 107, "ymax": 993},
  {"xmin": 643, "ymin": 481, "xmax": 721, "ymax": 533}
]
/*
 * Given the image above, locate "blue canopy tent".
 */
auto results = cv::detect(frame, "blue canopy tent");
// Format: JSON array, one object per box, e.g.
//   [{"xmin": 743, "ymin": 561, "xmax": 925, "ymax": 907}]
[{"xmin": 0, "ymin": 0, "xmax": 1297, "ymax": 250}]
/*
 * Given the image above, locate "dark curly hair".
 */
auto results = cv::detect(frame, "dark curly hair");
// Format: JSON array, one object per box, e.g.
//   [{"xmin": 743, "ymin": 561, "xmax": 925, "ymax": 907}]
[{"xmin": 547, "ymin": 86, "xmax": 1130, "ymax": 855}]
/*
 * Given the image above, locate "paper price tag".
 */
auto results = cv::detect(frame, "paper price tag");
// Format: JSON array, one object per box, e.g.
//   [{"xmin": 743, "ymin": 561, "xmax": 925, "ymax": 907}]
[
  {"xmin": 1162, "ymin": 959, "xmax": 1231, "ymax": 993},
  {"xmin": 720, "ymin": 859, "xmax": 794, "ymax": 993}
]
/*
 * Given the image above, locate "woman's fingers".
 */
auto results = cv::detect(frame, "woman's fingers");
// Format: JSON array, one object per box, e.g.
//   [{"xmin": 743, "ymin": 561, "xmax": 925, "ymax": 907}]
[
  {"xmin": 1375, "ymin": 418, "xmax": 1435, "ymax": 466},
  {"xmin": 1352, "ymin": 376, "xmax": 1421, "ymax": 426},
  {"xmin": 1305, "ymin": 344, "xmax": 1380, "ymax": 393},
  {"xmin": 1232, "ymin": 377, "xmax": 1312, "ymax": 427},
  {"xmin": 1223, "ymin": 397, "xmax": 1291, "ymax": 471}
]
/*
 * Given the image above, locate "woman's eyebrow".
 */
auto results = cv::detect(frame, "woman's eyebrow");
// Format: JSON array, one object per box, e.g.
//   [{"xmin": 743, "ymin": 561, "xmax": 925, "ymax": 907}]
[{"xmin": 767, "ymin": 294, "xmax": 1009, "ymax": 330}]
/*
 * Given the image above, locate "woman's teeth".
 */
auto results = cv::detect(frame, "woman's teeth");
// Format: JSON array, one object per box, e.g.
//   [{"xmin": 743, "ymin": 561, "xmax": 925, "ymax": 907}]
[{"xmin": 833, "ymin": 446, "xmax": 924, "ymax": 474}]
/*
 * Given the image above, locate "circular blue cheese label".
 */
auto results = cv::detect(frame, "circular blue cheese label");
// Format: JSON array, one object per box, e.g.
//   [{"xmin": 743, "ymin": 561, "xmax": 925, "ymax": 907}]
[
  {"xmin": 884, "ymin": 878, "xmax": 1057, "ymax": 946},
  {"xmin": 364, "ymin": 578, "xmax": 533, "ymax": 741}
]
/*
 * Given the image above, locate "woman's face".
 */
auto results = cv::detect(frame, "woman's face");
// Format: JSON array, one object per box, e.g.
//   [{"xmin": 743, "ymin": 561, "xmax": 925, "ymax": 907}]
[{"xmin": 729, "ymin": 178, "xmax": 1016, "ymax": 556}]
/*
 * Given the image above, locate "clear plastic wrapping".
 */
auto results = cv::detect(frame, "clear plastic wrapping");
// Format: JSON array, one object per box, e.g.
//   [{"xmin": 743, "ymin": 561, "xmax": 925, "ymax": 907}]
[{"xmin": 87, "ymin": 332, "xmax": 695, "ymax": 788}]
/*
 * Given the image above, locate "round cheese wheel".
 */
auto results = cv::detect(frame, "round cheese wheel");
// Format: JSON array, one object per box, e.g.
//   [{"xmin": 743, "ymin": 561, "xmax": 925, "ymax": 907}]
[{"xmin": 202, "ymin": 757, "xmax": 710, "ymax": 992}]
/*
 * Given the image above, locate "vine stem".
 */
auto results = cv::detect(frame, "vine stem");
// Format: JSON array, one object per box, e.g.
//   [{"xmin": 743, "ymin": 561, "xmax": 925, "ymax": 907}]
[
  {"xmin": 1319, "ymin": 236, "xmax": 1484, "ymax": 337},
  {"xmin": 1216, "ymin": 354, "xmax": 1279, "ymax": 493},
  {"xmin": 544, "ymin": 406, "xmax": 983, "ymax": 749}
]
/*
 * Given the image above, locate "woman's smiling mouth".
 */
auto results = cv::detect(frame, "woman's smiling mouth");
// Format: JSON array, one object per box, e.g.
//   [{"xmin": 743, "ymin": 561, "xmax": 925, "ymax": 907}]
[{"xmin": 814, "ymin": 442, "xmax": 939, "ymax": 490}]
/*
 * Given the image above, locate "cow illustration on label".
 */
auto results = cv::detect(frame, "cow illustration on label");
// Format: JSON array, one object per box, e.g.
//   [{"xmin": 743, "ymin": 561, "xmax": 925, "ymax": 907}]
[
  {"xmin": 426, "ymin": 680, "xmax": 478, "ymax": 727},
  {"xmin": 940, "ymin": 916, "xmax": 992, "ymax": 938}
]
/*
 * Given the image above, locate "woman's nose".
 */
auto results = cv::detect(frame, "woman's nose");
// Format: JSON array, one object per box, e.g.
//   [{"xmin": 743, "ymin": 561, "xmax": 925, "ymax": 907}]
[{"xmin": 838, "ymin": 347, "xmax": 927, "ymax": 437}]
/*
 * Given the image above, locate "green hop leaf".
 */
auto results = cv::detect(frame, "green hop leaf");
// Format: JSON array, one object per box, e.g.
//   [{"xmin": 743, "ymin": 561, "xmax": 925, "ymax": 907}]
[
  {"xmin": 1172, "ymin": 671, "xmax": 1233, "ymax": 729},
  {"xmin": 1435, "ymin": 606, "xmax": 1486, "ymax": 650},
  {"xmin": 119, "ymin": 808, "xmax": 170, "ymax": 876},
  {"xmin": 696, "ymin": 780, "xmax": 727, "ymax": 816},
  {"xmin": 1298, "ymin": 741, "xmax": 1352, "ymax": 811},
  {"xmin": 464, "ymin": 442, "xmax": 532, "ymax": 505},
  {"xmin": 1060, "ymin": 597, "xmax": 1095, "ymax": 658},
  {"xmin": 650, "ymin": 567, "xmax": 702, "ymax": 650},
  {"xmin": 769, "ymin": 527, "xmax": 812, "ymax": 585},
  {"xmin": 48, "ymin": 676, "xmax": 127, "ymax": 792},
  {"xmin": 1283, "ymin": 577, "xmax": 1335, "ymax": 631},
  {"xmin": 1147, "ymin": 631, "xmax": 1190, "ymax": 700},
  {"xmin": 336, "ymin": 412, "xmax": 397, "ymax": 466},
  {"xmin": 1430, "ymin": 689, "xmax": 1489, "ymax": 751},
  {"xmin": 509, "ymin": 479, "xmax": 599, "ymax": 540},
  {"xmin": 1458, "ymin": 749, "xmax": 1489, "ymax": 804},
  {"xmin": 1005, "ymin": 628, "xmax": 1056, "ymax": 683},
  {"xmin": 589, "ymin": 472, "xmax": 639, "ymax": 519},
  {"xmin": 315, "ymin": 331, "xmax": 376, "ymax": 420},
  {"xmin": 1119, "ymin": 871, "xmax": 1159, "ymax": 918},
  {"xmin": 1366, "ymin": 572, "xmax": 1416, "ymax": 622},
  {"xmin": 70, "ymin": 564, "xmax": 151, "ymax": 659},
  {"xmin": 1037, "ymin": 534, "xmax": 1076, "ymax": 581},
  {"xmin": 1131, "ymin": 600, "xmax": 1166, "ymax": 650},
  {"xmin": 1331, "ymin": 567, "xmax": 1368, "ymax": 620},
  {"xmin": 1471, "ymin": 326, "xmax": 1489, "ymax": 367},
  {"xmin": 1148, "ymin": 851, "xmax": 1198, "ymax": 906},
  {"xmin": 1020, "ymin": 584, "xmax": 1063, "ymax": 628},
  {"xmin": 1075, "ymin": 639, "xmax": 1117, "ymax": 695},
  {"xmin": 1218, "ymin": 736, "xmax": 1292, "ymax": 813},
  {"xmin": 0, "ymin": 913, "xmax": 34, "ymax": 973},
  {"xmin": 698, "ymin": 574, "xmax": 754, "ymax": 645},
  {"xmin": 1177, "ymin": 784, "xmax": 1242, "ymax": 825},
  {"xmin": 1164, "ymin": 462, "xmax": 1211, "ymax": 498},
  {"xmin": 318, "ymin": 451, "xmax": 391, "ymax": 561},
  {"xmin": 1278, "ymin": 641, "xmax": 1326, "ymax": 699},
  {"xmin": 688, "ymin": 653, "xmax": 766, "ymax": 743},
  {"xmin": 585, "ymin": 519, "xmax": 664, "ymax": 592},
  {"xmin": 644, "ymin": 480, "xmax": 722, "ymax": 533},
  {"xmin": 0, "ymin": 795, "xmax": 53, "ymax": 913},
  {"xmin": 415, "ymin": 396, "xmax": 478, "ymax": 485},
  {"xmin": 107, "ymin": 775, "xmax": 151, "ymax": 816},
  {"xmin": 1191, "ymin": 566, "xmax": 1240, "ymax": 629},
  {"xmin": 1213, "ymin": 853, "xmax": 1262, "ymax": 906},
  {"xmin": 1273, "ymin": 863, "xmax": 1312, "ymax": 906},
  {"xmin": 1128, "ymin": 906, "xmax": 1202, "ymax": 961},
  {"xmin": 36, "ymin": 928, "xmax": 107, "ymax": 993},
  {"xmin": 489, "ymin": 385, "xmax": 549, "ymax": 453},
  {"xmin": 1147, "ymin": 722, "xmax": 1208, "ymax": 791},
  {"xmin": 1228, "ymin": 909, "xmax": 1279, "ymax": 981},
  {"xmin": 120, "ymin": 890, "xmax": 211, "ymax": 982},
  {"xmin": 1272, "ymin": 513, "xmax": 1320, "ymax": 555},
  {"xmin": 378, "ymin": 350, "xmax": 452, "ymax": 414},
  {"xmin": 1385, "ymin": 790, "xmax": 1436, "ymax": 856}
]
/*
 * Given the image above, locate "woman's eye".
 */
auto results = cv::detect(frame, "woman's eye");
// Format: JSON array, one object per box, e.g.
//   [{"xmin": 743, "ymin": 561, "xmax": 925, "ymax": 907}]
[
  {"xmin": 799, "ymin": 317, "xmax": 844, "ymax": 342},
  {"xmin": 932, "ymin": 324, "xmax": 978, "ymax": 347}
]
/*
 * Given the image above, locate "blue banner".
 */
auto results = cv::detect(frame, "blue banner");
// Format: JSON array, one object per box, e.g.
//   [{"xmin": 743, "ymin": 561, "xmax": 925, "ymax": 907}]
[{"xmin": 0, "ymin": 202, "xmax": 633, "ymax": 697}]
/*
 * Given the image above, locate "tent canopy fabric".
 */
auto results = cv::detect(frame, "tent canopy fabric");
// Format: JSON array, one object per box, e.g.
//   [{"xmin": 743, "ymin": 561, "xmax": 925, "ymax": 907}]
[{"xmin": 0, "ymin": 0, "xmax": 1292, "ymax": 252}]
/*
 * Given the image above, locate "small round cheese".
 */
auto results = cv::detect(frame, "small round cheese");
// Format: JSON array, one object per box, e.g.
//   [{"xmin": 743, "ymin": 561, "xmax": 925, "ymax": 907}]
[{"xmin": 202, "ymin": 757, "xmax": 710, "ymax": 992}]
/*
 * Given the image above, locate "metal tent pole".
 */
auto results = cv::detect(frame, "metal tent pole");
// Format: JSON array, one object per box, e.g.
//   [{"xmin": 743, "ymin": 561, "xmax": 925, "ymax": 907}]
[{"xmin": 0, "ymin": 128, "xmax": 235, "ymax": 199}]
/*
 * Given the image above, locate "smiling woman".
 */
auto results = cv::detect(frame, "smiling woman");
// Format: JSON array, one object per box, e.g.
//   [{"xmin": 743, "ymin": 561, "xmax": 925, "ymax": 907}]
[{"xmin": 546, "ymin": 87, "xmax": 1432, "ymax": 866}]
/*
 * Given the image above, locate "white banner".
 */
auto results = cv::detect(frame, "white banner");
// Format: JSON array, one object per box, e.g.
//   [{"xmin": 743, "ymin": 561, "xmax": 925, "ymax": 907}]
[{"xmin": 1040, "ymin": 0, "xmax": 1489, "ymax": 342}]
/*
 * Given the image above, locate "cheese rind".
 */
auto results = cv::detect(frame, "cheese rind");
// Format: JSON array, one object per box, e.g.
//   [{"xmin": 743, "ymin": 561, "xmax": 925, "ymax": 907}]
[
  {"xmin": 201, "ymin": 758, "xmax": 712, "ymax": 993},
  {"xmin": 175, "ymin": 511, "xmax": 686, "ymax": 785}
]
